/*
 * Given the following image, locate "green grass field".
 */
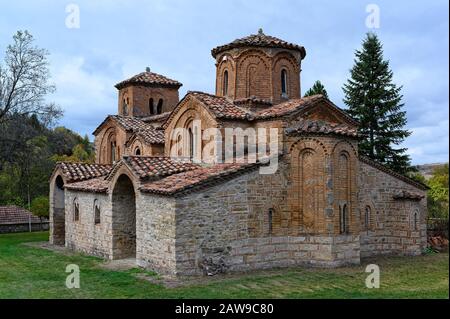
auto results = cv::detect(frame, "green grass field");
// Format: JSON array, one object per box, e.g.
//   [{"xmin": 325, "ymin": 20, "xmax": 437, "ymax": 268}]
[{"xmin": 0, "ymin": 231, "xmax": 448, "ymax": 299}]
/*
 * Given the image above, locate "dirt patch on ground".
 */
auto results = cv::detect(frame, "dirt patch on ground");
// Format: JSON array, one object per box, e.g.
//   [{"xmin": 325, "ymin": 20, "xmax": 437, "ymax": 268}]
[
  {"xmin": 22, "ymin": 241, "xmax": 75, "ymax": 256},
  {"xmin": 100, "ymin": 258, "xmax": 137, "ymax": 271}
]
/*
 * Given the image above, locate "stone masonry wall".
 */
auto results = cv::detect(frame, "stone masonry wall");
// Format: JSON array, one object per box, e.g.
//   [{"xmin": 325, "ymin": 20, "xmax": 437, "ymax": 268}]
[
  {"xmin": 65, "ymin": 190, "xmax": 113, "ymax": 258},
  {"xmin": 358, "ymin": 161, "xmax": 427, "ymax": 257},
  {"xmin": 136, "ymin": 194, "xmax": 177, "ymax": 275}
]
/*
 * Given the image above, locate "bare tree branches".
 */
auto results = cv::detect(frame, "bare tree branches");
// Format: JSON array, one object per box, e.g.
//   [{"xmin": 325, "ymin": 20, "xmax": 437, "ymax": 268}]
[{"xmin": 0, "ymin": 30, "xmax": 62, "ymax": 124}]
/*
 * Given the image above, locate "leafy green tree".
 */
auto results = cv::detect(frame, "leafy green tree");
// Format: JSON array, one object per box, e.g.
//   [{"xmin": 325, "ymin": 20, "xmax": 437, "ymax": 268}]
[
  {"xmin": 343, "ymin": 33, "xmax": 412, "ymax": 174},
  {"xmin": 30, "ymin": 196, "xmax": 49, "ymax": 220},
  {"xmin": 304, "ymin": 80, "xmax": 328, "ymax": 98},
  {"xmin": 428, "ymin": 164, "xmax": 449, "ymax": 219}
]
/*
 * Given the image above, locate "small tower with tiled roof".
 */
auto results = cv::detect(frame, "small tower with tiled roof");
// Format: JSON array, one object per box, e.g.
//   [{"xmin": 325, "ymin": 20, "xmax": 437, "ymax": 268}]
[
  {"xmin": 115, "ymin": 67, "xmax": 182, "ymax": 118},
  {"xmin": 212, "ymin": 29, "xmax": 306, "ymax": 105}
]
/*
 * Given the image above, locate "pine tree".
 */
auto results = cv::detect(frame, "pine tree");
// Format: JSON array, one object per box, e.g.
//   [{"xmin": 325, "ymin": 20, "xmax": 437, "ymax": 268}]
[
  {"xmin": 304, "ymin": 80, "xmax": 329, "ymax": 98},
  {"xmin": 343, "ymin": 33, "xmax": 412, "ymax": 174}
]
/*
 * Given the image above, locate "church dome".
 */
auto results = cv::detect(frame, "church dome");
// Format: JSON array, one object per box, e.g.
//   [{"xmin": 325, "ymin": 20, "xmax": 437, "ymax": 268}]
[
  {"xmin": 115, "ymin": 69, "xmax": 182, "ymax": 90},
  {"xmin": 211, "ymin": 28, "xmax": 306, "ymax": 59}
]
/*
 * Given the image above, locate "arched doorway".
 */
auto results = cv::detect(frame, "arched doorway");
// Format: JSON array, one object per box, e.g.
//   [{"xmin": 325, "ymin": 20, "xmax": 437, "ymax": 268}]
[
  {"xmin": 52, "ymin": 175, "xmax": 66, "ymax": 245},
  {"xmin": 112, "ymin": 174, "xmax": 136, "ymax": 259}
]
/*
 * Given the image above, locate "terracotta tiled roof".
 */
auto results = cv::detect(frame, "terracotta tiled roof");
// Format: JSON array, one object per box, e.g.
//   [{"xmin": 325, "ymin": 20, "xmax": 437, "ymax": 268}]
[
  {"xmin": 93, "ymin": 115, "xmax": 157, "ymax": 136},
  {"xmin": 114, "ymin": 71, "xmax": 182, "ymax": 89},
  {"xmin": 141, "ymin": 112, "xmax": 171, "ymax": 123},
  {"xmin": 140, "ymin": 162, "xmax": 261, "ymax": 195},
  {"xmin": 234, "ymin": 97, "xmax": 273, "ymax": 107},
  {"xmin": 393, "ymin": 190, "xmax": 425, "ymax": 201},
  {"xmin": 254, "ymin": 95, "xmax": 359, "ymax": 126},
  {"xmin": 211, "ymin": 29, "xmax": 306, "ymax": 59},
  {"xmin": 359, "ymin": 156, "xmax": 429, "ymax": 191},
  {"xmin": 133, "ymin": 128, "xmax": 165, "ymax": 145},
  {"xmin": 54, "ymin": 162, "xmax": 112, "ymax": 183},
  {"xmin": 64, "ymin": 177, "xmax": 110, "ymax": 193},
  {"xmin": 189, "ymin": 91, "xmax": 252, "ymax": 120},
  {"xmin": 286, "ymin": 119, "xmax": 359, "ymax": 138},
  {"xmin": 0, "ymin": 206, "xmax": 47, "ymax": 224},
  {"xmin": 123, "ymin": 156, "xmax": 200, "ymax": 181},
  {"xmin": 255, "ymin": 95, "xmax": 323, "ymax": 119}
]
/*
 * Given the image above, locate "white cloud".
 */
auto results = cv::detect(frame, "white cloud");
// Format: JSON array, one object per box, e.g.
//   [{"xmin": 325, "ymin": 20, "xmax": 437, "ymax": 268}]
[
  {"xmin": 48, "ymin": 54, "xmax": 117, "ymax": 137},
  {"xmin": 404, "ymin": 119, "xmax": 449, "ymax": 164}
]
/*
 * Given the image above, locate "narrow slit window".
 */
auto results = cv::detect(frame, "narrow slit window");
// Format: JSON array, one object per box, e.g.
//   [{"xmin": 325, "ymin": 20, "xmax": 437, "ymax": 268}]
[
  {"xmin": 149, "ymin": 98, "xmax": 154, "ymax": 115},
  {"xmin": 94, "ymin": 200, "xmax": 101, "ymax": 225},
  {"xmin": 223, "ymin": 70, "xmax": 229, "ymax": 96},
  {"xmin": 268, "ymin": 208, "xmax": 274, "ymax": 235},
  {"xmin": 281, "ymin": 69, "xmax": 288, "ymax": 95},
  {"xmin": 365, "ymin": 206, "xmax": 371, "ymax": 230},
  {"xmin": 414, "ymin": 212, "xmax": 418, "ymax": 230},
  {"xmin": 74, "ymin": 199, "xmax": 80, "ymax": 222},
  {"xmin": 157, "ymin": 99, "xmax": 163, "ymax": 114}
]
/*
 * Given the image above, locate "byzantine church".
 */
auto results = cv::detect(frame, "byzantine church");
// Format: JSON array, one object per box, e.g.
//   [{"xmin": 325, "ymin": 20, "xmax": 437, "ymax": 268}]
[{"xmin": 50, "ymin": 30, "xmax": 428, "ymax": 276}]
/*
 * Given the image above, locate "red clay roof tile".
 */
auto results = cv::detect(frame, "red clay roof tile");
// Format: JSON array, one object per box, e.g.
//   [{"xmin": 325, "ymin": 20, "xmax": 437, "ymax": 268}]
[
  {"xmin": 140, "ymin": 162, "xmax": 261, "ymax": 195},
  {"xmin": 211, "ymin": 29, "xmax": 306, "ymax": 59},
  {"xmin": 123, "ymin": 156, "xmax": 200, "ymax": 181},
  {"xmin": 0, "ymin": 206, "xmax": 46, "ymax": 224},
  {"xmin": 54, "ymin": 162, "xmax": 112, "ymax": 183},
  {"xmin": 114, "ymin": 71, "xmax": 182, "ymax": 89},
  {"xmin": 64, "ymin": 177, "xmax": 110, "ymax": 193},
  {"xmin": 190, "ymin": 91, "xmax": 252, "ymax": 120},
  {"xmin": 286, "ymin": 119, "xmax": 359, "ymax": 138}
]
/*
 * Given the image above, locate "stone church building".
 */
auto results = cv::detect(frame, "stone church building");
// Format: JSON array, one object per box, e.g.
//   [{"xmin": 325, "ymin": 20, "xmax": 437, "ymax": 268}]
[{"xmin": 49, "ymin": 30, "xmax": 428, "ymax": 276}]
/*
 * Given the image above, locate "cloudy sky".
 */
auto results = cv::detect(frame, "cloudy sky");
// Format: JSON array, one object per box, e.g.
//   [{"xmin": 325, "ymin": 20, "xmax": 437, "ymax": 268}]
[{"xmin": 0, "ymin": 0, "xmax": 448, "ymax": 164}]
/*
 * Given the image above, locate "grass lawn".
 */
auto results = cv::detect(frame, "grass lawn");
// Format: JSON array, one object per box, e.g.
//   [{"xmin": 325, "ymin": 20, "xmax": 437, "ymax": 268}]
[{"xmin": 0, "ymin": 231, "xmax": 448, "ymax": 299}]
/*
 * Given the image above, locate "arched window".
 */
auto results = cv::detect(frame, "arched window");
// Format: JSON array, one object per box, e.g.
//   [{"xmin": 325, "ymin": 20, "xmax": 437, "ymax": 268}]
[
  {"xmin": 94, "ymin": 200, "xmax": 101, "ymax": 225},
  {"xmin": 56, "ymin": 175, "xmax": 64, "ymax": 190},
  {"xmin": 193, "ymin": 126, "xmax": 199, "ymax": 161},
  {"xmin": 122, "ymin": 98, "xmax": 128, "ymax": 116},
  {"xmin": 110, "ymin": 141, "xmax": 116, "ymax": 163},
  {"xmin": 157, "ymin": 99, "xmax": 163, "ymax": 114},
  {"xmin": 177, "ymin": 134, "xmax": 182, "ymax": 157},
  {"xmin": 340, "ymin": 204, "xmax": 348, "ymax": 234},
  {"xmin": 413, "ymin": 211, "xmax": 419, "ymax": 231},
  {"xmin": 281, "ymin": 69, "xmax": 288, "ymax": 96},
  {"xmin": 365, "ymin": 206, "xmax": 371, "ymax": 230},
  {"xmin": 223, "ymin": 70, "xmax": 229, "ymax": 96},
  {"xmin": 135, "ymin": 147, "xmax": 141, "ymax": 156},
  {"xmin": 149, "ymin": 98, "xmax": 154, "ymax": 115},
  {"xmin": 188, "ymin": 128, "xmax": 194, "ymax": 159},
  {"xmin": 268, "ymin": 208, "xmax": 274, "ymax": 235},
  {"xmin": 73, "ymin": 198, "xmax": 80, "ymax": 222}
]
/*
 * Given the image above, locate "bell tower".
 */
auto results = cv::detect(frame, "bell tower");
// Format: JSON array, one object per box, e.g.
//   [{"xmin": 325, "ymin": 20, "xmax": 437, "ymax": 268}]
[
  {"xmin": 212, "ymin": 29, "xmax": 306, "ymax": 105},
  {"xmin": 115, "ymin": 67, "xmax": 182, "ymax": 117}
]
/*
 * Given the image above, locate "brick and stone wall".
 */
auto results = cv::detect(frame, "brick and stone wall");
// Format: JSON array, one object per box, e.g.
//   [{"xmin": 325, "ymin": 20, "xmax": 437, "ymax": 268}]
[
  {"xmin": 215, "ymin": 48, "xmax": 302, "ymax": 104},
  {"xmin": 118, "ymin": 85, "xmax": 179, "ymax": 117},
  {"xmin": 94, "ymin": 122, "xmax": 129, "ymax": 165},
  {"xmin": 358, "ymin": 161, "xmax": 427, "ymax": 257},
  {"xmin": 162, "ymin": 160, "xmax": 360, "ymax": 276}
]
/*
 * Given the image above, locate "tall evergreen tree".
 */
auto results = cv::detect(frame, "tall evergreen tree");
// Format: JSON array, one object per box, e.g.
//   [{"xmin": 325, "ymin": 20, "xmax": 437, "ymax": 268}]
[
  {"xmin": 304, "ymin": 80, "xmax": 329, "ymax": 98},
  {"xmin": 343, "ymin": 33, "xmax": 412, "ymax": 174}
]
